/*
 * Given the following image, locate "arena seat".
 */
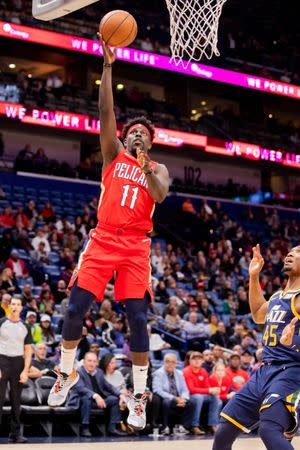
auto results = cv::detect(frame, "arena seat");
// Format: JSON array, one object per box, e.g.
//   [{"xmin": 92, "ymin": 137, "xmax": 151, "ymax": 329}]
[{"xmin": 20, "ymin": 379, "xmax": 52, "ymax": 437}]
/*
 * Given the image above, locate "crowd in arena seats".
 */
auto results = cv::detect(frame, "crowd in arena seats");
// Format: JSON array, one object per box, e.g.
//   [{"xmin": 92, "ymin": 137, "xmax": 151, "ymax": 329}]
[
  {"xmin": 1, "ymin": 179, "xmax": 299, "ymax": 435},
  {"xmin": 1, "ymin": 0, "xmax": 300, "ymax": 83},
  {"xmin": 1, "ymin": 68, "xmax": 300, "ymax": 156}
]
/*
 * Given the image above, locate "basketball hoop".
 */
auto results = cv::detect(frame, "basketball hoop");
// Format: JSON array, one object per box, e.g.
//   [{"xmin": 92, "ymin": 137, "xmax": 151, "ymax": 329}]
[{"xmin": 165, "ymin": 0, "xmax": 227, "ymax": 67}]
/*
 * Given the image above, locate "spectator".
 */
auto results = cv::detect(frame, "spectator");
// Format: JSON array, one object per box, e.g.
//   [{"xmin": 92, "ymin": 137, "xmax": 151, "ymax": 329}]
[
  {"xmin": 151, "ymin": 244, "xmax": 164, "ymax": 275},
  {"xmin": 54, "ymin": 279, "xmax": 67, "ymax": 303},
  {"xmin": 40, "ymin": 201, "xmax": 56, "ymax": 223},
  {"xmin": 0, "ymin": 267, "xmax": 18, "ymax": 295},
  {"xmin": 33, "ymin": 148, "xmax": 48, "ymax": 167},
  {"xmin": 60, "ymin": 290, "xmax": 70, "ymax": 317},
  {"xmin": 29, "ymin": 342, "xmax": 58, "ymax": 378},
  {"xmin": 99, "ymin": 353, "xmax": 128, "ymax": 401},
  {"xmin": 199, "ymin": 298, "xmax": 214, "ymax": 319},
  {"xmin": 67, "ymin": 352, "xmax": 126, "ymax": 437},
  {"xmin": 148, "ymin": 324, "xmax": 171, "ymax": 358},
  {"xmin": 25, "ymin": 311, "xmax": 42, "ymax": 344},
  {"xmin": 0, "ymin": 297, "xmax": 32, "ymax": 443},
  {"xmin": 31, "ymin": 229, "xmax": 51, "ymax": 253},
  {"xmin": 153, "ymin": 353, "xmax": 199, "ymax": 435},
  {"xmin": 210, "ymin": 321, "xmax": 229, "ymax": 347},
  {"xmin": 251, "ymin": 348, "xmax": 264, "ymax": 373},
  {"xmin": 182, "ymin": 312, "xmax": 211, "ymax": 352},
  {"xmin": 226, "ymin": 353, "xmax": 250, "ymax": 391},
  {"xmin": 0, "ymin": 207, "xmax": 15, "ymax": 228},
  {"xmin": 24, "ymin": 200, "xmax": 38, "ymax": 225},
  {"xmin": 0, "ymin": 293, "xmax": 11, "ymax": 317},
  {"xmin": 183, "ymin": 351, "xmax": 222, "ymax": 433},
  {"xmin": 155, "ymin": 280, "xmax": 170, "ymax": 303},
  {"xmin": 228, "ymin": 324, "xmax": 245, "ymax": 348},
  {"xmin": 39, "ymin": 288, "xmax": 55, "ymax": 316},
  {"xmin": 240, "ymin": 349, "xmax": 254, "ymax": 374},
  {"xmin": 21, "ymin": 297, "xmax": 40, "ymax": 321},
  {"xmin": 201, "ymin": 349, "xmax": 215, "ymax": 375},
  {"xmin": 209, "ymin": 363, "xmax": 235, "ymax": 406},
  {"xmin": 212, "ymin": 345, "xmax": 226, "ymax": 364},
  {"xmin": 165, "ymin": 305, "xmax": 182, "ymax": 336},
  {"xmin": 31, "ymin": 241, "xmax": 50, "ymax": 268},
  {"xmin": 40, "ymin": 314, "xmax": 56, "ymax": 347},
  {"xmin": 21, "ymin": 284, "xmax": 33, "ymax": 304},
  {"xmin": 5, "ymin": 249, "xmax": 29, "ymax": 279}
]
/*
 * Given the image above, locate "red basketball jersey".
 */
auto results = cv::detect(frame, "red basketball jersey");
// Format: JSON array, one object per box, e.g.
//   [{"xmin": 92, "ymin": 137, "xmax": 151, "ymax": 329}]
[{"xmin": 97, "ymin": 149, "xmax": 157, "ymax": 233}]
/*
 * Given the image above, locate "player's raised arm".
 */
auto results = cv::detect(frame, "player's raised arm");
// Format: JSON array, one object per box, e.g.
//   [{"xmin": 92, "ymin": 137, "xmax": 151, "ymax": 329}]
[
  {"xmin": 98, "ymin": 36, "xmax": 122, "ymax": 168},
  {"xmin": 249, "ymin": 244, "xmax": 268, "ymax": 324}
]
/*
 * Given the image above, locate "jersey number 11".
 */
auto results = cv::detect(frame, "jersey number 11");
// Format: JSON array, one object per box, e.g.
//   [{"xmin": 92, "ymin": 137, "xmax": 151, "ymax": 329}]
[{"xmin": 121, "ymin": 185, "xmax": 139, "ymax": 209}]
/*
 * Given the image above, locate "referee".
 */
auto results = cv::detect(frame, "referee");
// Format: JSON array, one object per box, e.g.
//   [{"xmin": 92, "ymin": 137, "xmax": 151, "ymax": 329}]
[{"xmin": 0, "ymin": 297, "xmax": 33, "ymax": 443}]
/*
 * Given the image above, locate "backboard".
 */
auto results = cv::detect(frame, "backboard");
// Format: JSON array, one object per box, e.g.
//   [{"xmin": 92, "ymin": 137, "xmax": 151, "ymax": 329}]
[{"xmin": 32, "ymin": 0, "xmax": 99, "ymax": 21}]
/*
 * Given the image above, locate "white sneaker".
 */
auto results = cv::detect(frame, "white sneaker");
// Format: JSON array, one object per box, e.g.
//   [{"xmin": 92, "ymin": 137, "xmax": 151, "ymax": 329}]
[
  {"xmin": 127, "ymin": 392, "xmax": 147, "ymax": 430},
  {"xmin": 175, "ymin": 425, "xmax": 189, "ymax": 435},
  {"xmin": 48, "ymin": 369, "xmax": 79, "ymax": 406}
]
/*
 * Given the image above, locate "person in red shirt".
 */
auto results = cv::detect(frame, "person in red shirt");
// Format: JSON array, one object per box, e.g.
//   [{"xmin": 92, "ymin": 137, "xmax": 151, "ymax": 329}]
[
  {"xmin": 225, "ymin": 353, "xmax": 250, "ymax": 391},
  {"xmin": 5, "ymin": 250, "xmax": 29, "ymax": 279},
  {"xmin": 0, "ymin": 207, "xmax": 15, "ymax": 228},
  {"xmin": 183, "ymin": 351, "xmax": 222, "ymax": 433},
  {"xmin": 209, "ymin": 363, "xmax": 235, "ymax": 406}
]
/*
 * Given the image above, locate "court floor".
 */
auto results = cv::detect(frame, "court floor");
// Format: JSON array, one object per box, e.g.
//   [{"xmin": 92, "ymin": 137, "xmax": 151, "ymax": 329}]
[{"xmin": 6, "ymin": 437, "xmax": 300, "ymax": 450}]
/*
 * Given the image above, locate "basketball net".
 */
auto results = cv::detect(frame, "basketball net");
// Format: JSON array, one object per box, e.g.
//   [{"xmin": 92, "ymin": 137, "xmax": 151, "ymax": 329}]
[{"xmin": 165, "ymin": 0, "xmax": 227, "ymax": 67}]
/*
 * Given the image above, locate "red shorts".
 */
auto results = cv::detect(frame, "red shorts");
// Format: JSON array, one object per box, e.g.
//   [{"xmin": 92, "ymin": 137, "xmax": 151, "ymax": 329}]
[{"xmin": 68, "ymin": 224, "xmax": 153, "ymax": 301}]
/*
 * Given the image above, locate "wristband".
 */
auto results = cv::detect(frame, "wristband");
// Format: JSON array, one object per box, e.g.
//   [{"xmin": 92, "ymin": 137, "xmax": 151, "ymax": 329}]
[
  {"xmin": 144, "ymin": 169, "xmax": 153, "ymax": 176},
  {"xmin": 103, "ymin": 63, "xmax": 112, "ymax": 67}
]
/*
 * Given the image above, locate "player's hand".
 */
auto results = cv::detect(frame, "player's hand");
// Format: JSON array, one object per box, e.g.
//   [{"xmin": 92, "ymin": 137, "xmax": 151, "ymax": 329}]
[
  {"xmin": 280, "ymin": 317, "xmax": 298, "ymax": 347},
  {"xmin": 136, "ymin": 148, "xmax": 151, "ymax": 173},
  {"xmin": 98, "ymin": 33, "xmax": 116, "ymax": 64},
  {"xmin": 249, "ymin": 244, "xmax": 264, "ymax": 277},
  {"xmin": 227, "ymin": 392, "xmax": 235, "ymax": 400},
  {"xmin": 19, "ymin": 370, "xmax": 29, "ymax": 384}
]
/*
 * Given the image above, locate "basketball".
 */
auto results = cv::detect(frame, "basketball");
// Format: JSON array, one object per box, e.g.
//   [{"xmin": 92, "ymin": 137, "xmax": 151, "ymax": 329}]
[{"xmin": 99, "ymin": 10, "xmax": 138, "ymax": 48}]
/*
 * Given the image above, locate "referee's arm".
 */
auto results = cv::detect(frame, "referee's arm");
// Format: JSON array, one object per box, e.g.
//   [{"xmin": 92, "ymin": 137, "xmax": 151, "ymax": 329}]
[{"xmin": 20, "ymin": 328, "xmax": 33, "ymax": 384}]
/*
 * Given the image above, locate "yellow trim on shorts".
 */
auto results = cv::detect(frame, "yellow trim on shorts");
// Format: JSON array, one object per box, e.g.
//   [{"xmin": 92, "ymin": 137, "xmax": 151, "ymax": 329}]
[
  {"xmin": 291, "ymin": 294, "xmax": 300, "ymax": 319},
  {"xmin": 220, "ymin": 412, "xmax": 251, "ymax": 434},
  {"xmin": 259, "ymin": 404, "xmax": 271, "ymax": 412}
]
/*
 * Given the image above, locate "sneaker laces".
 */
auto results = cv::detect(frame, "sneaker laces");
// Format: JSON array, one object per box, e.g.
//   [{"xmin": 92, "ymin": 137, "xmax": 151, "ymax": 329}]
[
  {"xmin": 132, "ymin": 392, "xmax": 147, "ymax": 416},
  {"xmin": 54, "ymin": 369, "xmax": 68, "ymax": 394}
]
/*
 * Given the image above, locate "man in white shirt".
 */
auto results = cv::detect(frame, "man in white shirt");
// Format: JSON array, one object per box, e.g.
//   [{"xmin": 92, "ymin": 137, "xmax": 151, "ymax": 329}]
[{"xmin": 31, "ymin": 229, "xmax": 51, "ymax": 253}]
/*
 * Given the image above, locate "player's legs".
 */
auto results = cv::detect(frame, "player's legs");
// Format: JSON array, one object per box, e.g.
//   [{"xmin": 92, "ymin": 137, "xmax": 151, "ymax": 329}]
[
  {"xmin": 259, "ymin": 401, "xmax": 294, "ymax": 450},
  {"xmin": 48, "ymin": 280, "xmax": 95, "ymax": 406},
  {"xmin": 212, "ymin": 418, "xmax": 241, "ymax": 450},
  {"xmin": 125, "ymin": 293, "xmax": 150, "ymax": 430}
]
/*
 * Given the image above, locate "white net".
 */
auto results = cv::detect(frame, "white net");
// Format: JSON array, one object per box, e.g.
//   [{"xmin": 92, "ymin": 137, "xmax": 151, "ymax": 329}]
[{"xmin": 165, "ymin": 0, "xmax": 228, "ymax": 66}]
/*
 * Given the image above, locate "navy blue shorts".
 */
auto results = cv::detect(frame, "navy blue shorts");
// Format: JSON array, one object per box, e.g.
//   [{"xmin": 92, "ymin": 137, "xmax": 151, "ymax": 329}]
[{"xmin": 221, "ymin": 363, "xmax": 300, "ymax": 433}]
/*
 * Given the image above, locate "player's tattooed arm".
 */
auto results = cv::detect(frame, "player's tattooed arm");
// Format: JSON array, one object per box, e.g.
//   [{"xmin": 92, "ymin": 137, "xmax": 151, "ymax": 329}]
[
  {"xmin": 249, "ymin": 244, "xmax": 268, "ymax": 324},
  {"xmin": 98, "ymin": 35, "xmax": 122, "ymax": 168}
]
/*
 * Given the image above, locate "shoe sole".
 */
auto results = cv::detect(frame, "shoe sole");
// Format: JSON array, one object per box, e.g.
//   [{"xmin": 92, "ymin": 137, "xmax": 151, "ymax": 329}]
[
  {"xmin": 48, "ymin": 374, "xmax": 79, "ymax": 406},
  {"xmin": 127, "ymin": 422, "xmax": 146, "ymax": 431}
]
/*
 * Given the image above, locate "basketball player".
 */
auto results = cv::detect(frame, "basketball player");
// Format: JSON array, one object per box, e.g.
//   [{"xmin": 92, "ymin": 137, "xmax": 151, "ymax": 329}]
[
  {"xmin": 213, "ymin": 244, "xmax": 300, "ymax": 449},
  {"xmin": 48, "ymin": 37, "xmax": 169, "ymax": 431}
]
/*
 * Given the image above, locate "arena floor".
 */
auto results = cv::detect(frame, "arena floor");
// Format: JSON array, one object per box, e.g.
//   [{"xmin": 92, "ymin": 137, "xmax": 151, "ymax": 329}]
[{"xmin": 5, "ymin": 436, "xmax": 300, "ymax": 450}]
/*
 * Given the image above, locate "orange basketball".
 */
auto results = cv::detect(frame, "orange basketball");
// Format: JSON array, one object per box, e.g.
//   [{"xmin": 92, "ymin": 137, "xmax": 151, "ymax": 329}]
[{"xmin": 99, "ymin": 10, "xmax": 138, "ymax": 48}]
